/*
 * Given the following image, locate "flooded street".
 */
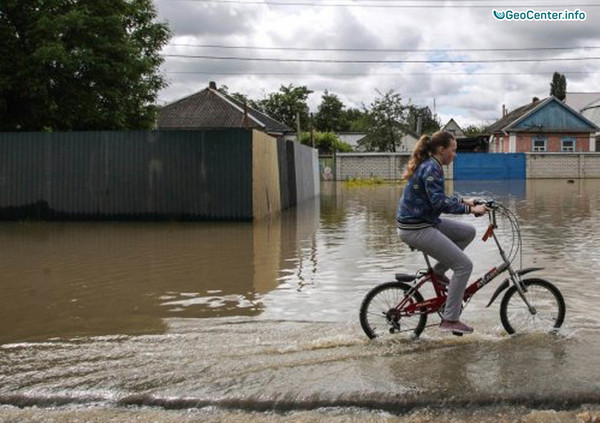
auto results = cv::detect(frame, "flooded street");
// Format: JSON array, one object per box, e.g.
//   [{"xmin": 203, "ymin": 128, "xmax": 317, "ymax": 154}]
[{"xmin": 1, "ymin": 179, "xmax": 600, "ymax": 421}]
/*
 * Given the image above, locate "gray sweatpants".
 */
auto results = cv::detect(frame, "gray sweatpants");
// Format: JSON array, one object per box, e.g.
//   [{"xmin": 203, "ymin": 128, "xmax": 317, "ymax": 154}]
[{"xmin": 398, "ymin": 219, "xmax": 476, "ymax": 321}]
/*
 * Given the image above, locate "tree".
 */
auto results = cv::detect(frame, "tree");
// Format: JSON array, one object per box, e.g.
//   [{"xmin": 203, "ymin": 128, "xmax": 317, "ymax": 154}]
[
  {"xmin": 463, "ymin": 123, "xmax": 489, "ymax": 136},
  {"xmin": 258, "ymin": 84, "xmax": 313, "ymax": 130},
  {"xmin": 0, "ymin": 0, "xmax": 171, "ymax": 131},
  {"xmin": 406, "ymin": 105, "xmax": 441, "ymax": 135},
  {"xmin": 217, "ymin": 85, "xmax": 260, "ymax": 109},
  {"xmin": 314, "ymin": 90, "xmax": 346, "ymax": 132},
  {"xmin": 358, "ymin": 90, "xmax": 408, "ymax": 152},
  {"xmin": 344, "ymin": 107, "xmax": 370, "ymax": 132},
  {"xmin": 550, "ymin": 72, "xmax": 567, "ymax": 101}
]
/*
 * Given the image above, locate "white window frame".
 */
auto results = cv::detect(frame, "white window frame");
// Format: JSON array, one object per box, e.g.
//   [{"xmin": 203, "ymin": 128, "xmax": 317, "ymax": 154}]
[
  {"xmin": 532, "ymin": 136, "xmax": 547, "ymax": 152},
  {"xmin": 561, "ymin": 137, "xmax": 575, "ymax": 152}
]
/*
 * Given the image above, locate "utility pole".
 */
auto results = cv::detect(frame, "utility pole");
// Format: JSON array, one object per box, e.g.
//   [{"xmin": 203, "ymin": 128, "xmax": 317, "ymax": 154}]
[
  {"xmin": 309, "ymin": 113, "xmax": 314, "ymax": 148},
  {"xmin": 296, "ymin": 111, "xmax": 301, "ymax": 143}
]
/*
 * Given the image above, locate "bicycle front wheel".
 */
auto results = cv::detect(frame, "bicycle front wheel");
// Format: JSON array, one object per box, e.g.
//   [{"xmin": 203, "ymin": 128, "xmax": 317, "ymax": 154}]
[
  {"xmin": 359, "ymin": 281, "xmax": 427, "ymax": 340},
  {"xmin": 500, "ymin": 278, "xmax": 566, "ymax": 334}
]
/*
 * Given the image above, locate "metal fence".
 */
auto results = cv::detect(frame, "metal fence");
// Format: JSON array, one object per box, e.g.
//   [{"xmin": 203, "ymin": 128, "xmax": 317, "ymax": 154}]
[{"xmin": 0, "ymin": 129, "xmax": 318, "ymax": 220}]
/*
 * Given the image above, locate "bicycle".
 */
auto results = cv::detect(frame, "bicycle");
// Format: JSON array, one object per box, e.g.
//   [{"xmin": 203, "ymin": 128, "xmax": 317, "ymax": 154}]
[{"xmin": 359, "ymin": 200, "xmax": 566, "ymax": 339}]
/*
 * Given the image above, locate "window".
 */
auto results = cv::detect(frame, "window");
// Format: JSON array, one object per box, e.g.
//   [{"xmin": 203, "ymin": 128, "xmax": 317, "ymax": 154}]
[
  {"xmin": 532, "ymin": 136, "xmax": 547, "ymax": 152},
  {"xmin": 561, "ymin": 137, "xmax": 575, "ymax": 152}
]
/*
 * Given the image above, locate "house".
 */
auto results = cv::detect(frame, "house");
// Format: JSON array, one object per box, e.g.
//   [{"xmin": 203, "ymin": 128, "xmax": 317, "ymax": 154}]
[
  {"xmin": 441, "ymin": 119, "xmax": 488, "ymax": 152},
  {"xmin": 336, "ymin": 132, "xmax": 367, "ymax": 151},
  {"xmin": 566, "ymin": 92, "xmax": 600, "ymax": 152},
  {"xmin": 565, "ymin": 92, "xmax": 600, "ymax": 113},
  {"xmin": 441, "ymin": 118, "xmax": 466, "ymax": 138},
  {"xmin": 486, "ymin": 96, "xmax": 599, "ymax": 153},
  {"xmin": 338, "ymin": 130, "xmax": 419, "ymax": 152},
  {"xmin": 157, "ymin": 82, "xmax": 294, "ymax": 141},
  {"xmin": 397, "ymin": 130, "xmax": 420, "ymax": 152}
]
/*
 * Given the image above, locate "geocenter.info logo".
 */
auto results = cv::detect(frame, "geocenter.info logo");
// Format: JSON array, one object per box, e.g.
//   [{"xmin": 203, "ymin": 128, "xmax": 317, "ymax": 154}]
[{"xmin": 493, "ymin": 9, "xmax": 586, "ymax": 21}]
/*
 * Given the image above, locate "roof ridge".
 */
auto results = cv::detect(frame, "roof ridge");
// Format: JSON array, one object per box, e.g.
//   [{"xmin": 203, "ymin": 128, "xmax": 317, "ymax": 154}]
[
  {"xmin": 225, "ymin": 95, "xmax": 292, "ymax": 131},
  {"xmin": 209, "ymin": 88, "xmax": 266, "ymax": 128}
]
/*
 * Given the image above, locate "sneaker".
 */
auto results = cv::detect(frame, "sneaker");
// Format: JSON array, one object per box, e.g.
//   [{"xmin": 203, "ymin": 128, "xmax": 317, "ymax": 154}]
[{"xmin": 439, "ymin": 320, "xmax": 474, "ymax": 334}]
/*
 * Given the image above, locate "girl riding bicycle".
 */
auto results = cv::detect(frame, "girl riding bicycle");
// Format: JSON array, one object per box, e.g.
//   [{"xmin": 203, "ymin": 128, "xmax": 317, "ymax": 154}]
[{"xmin": 397, "ymin": 130, "xmax": 488, "ymax": 334}]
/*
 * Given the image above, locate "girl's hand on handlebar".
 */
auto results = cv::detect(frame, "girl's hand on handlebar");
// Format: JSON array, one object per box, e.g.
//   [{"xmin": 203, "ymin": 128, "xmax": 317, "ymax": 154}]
[
  {"xmin": 462, "ymin": 198, "xmax": 477, "ymax": 207},
  {"xmin": 471, "ymin": 204, "xmax": 488, "ymax": 217}
]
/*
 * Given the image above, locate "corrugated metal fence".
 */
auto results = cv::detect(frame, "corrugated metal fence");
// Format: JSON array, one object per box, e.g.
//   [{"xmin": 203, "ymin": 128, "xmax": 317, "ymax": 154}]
[{"xmin": 0, "ymin": 129, "xmax": 318, "ymax": 220}]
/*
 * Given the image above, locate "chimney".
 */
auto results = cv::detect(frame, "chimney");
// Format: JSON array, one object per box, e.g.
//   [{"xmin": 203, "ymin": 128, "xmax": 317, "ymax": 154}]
[
  {"xmin": 209, "ymin": 81, "xmax": 217, "ymax": 90},
  {"xmin": 532, "ymin": 96, "xmax": 539, "ymax": 104},
  {"xmin": 502, "ymin": 104, "xmax": 507, "ymax": 117}
]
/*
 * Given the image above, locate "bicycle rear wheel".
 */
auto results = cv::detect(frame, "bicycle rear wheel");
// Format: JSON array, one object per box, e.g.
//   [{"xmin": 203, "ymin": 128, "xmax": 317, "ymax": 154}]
[
  {"xmin": 359, "ymin": 281, "xmax": 427, "ymax": 339},
  {"xmin": 500, "ymin": 278, "xmax": 566, "ymax": 334}
]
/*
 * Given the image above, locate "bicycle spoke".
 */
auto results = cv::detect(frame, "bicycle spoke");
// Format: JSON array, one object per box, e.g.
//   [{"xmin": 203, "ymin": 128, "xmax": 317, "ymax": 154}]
[
  {"xmin": 359, "ymin": 282, "xmax": 427, "ymax": 339},
  {"xmin": 501, "ymin": 279, "xmax": 565, "ymax": 334}
]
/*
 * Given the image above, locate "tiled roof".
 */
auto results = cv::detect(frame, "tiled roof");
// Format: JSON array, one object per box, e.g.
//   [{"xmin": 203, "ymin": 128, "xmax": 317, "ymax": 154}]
[
  {"xmin": 158, "ymin": 88, "xmax": 293, "ymax": 134},
  {"xmin": 225, "ymin": 95, "xmax": 293, "ymax": 134}
]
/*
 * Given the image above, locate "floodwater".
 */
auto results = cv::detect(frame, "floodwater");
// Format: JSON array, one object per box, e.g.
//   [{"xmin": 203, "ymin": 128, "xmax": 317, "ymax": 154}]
[{"xmin": 1, "ymin": 179, "xmax": 600, "ymax": 422}]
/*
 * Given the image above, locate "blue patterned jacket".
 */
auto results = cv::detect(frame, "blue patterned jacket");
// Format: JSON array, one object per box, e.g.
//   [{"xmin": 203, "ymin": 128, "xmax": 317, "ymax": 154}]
[{"xmin": 397, "ymin": 157, "xmax": 468, "ymax": 229}]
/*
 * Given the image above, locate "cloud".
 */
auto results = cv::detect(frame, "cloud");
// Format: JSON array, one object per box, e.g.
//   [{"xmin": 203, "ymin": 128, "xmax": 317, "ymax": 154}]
[
  {"xmin": 155, "ymin": 2, "xmax": 600, "ymax": 123},
  {"xmin": 155, "ymin": 0, "xmax": 258, "ymax": 37}
]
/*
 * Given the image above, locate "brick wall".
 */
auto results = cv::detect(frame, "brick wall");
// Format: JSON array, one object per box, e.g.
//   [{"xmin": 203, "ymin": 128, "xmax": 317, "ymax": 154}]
[
  {"xmin": 335, "ymin": 153, "xmax": 453, "ymax": 180},
  {"xmin": 516, "ymin": 133, "xmax": 590, "ymax": 152},
  {"xmin": 335, "ymin": 152, "xmax": 600, "ymax": 180},
  {"xmin": 526, "ymin": 153, "xmax": 600, "ymax": 178}
]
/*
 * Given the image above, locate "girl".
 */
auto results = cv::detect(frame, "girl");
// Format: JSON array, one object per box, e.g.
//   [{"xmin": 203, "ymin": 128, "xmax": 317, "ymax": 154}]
[{"xmin": 397, "ymin": 130, "xmax": 488, "ymax": 334}]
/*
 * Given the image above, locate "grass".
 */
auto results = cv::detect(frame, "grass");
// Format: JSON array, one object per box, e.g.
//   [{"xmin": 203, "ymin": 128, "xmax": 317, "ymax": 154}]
[{"xmin": 343, "ymin": 177, "xmax": 405, "ymax": 188}]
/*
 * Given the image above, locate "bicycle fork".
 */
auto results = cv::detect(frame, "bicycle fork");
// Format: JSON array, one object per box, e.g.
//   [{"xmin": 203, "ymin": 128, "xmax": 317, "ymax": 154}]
[{"xmin": 493, "ymin": 230, "xmax": 537, "ymax": 315}]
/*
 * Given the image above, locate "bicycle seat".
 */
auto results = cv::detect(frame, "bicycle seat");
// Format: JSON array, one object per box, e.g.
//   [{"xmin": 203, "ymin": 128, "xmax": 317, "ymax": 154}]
[{"xmin": 395, "ymin": 273, "xmax": 416, "ymax": 282}]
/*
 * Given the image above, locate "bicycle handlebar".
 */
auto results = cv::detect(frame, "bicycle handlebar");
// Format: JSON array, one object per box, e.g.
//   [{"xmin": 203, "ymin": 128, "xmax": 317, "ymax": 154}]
[
  {"xmin": 473, "ymin": 198, "xmax": 497, "ymax": 209},
  {"xmin": 470, "ymin": 198, "xmax": 523, "ymax": 268}
]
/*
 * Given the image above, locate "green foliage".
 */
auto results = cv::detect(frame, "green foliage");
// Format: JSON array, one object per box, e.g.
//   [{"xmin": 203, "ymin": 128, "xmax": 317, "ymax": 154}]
[
  {"xmin": 406, "ymin": 104, "xmax": 441, "ymax": 135},
  {"xmin": 343, "ymin": 177, "xmax": 385, "ymax": 188},
  {"xmin": 344, "ymin": 107, "xmax": 370, "ymax": 132},
  {"xmin": 217, "ymin": 85, "xmax": 260, "ymax": 109},
  {"xmin": 343, "ymin": 177, "xmax": 405, "ymax": 188},
  {"xmin": 0, "ymin": 0, "xmax": 171, "ymax": 131},
  {"xmin": 258, "ymin": 84, "xmax": 313, "ymax": 130},
  {"xmin": 550, "ymin": 72, "xmax": 567, "ymax": 101},
  {"xmin": 300, "ymin": 131, "xmax": 352, "ymax": 154},
  {"xmin": 314, "ymin": 90, "xmax": 346, "ymax": 132},
  {"xmin": 358, "ymin": 90, "xmax": 409, "ymax": 152},
  {"xmin": 463, "ymin": 123, "xmax": 489, "ymax": 136}
]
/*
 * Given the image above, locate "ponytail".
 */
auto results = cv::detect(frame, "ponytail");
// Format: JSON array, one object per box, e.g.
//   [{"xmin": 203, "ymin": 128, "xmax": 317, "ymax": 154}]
[
  {"xmin": 403, "ymin": 130, "xmax": 455, "ymax": 179},
  {"xmin": 403, "ymin": 135, "xmax": 431, "ymax": 179}
]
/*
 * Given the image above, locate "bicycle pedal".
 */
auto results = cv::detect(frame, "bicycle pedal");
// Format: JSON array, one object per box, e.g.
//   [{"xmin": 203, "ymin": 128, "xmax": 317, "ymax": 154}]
[{"xmin": 452, "ymin": 331, "xmax": 464, "ymax": 337}]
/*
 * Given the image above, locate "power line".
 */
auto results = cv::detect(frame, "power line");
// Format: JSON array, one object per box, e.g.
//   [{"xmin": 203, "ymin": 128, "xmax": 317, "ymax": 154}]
[
  {"xmin": 162, "ymin": 54, "xmax": 600, "ymax": 63},
  {"xmin": 167, "ymin": 0, "xmax": 600, "ymax": 2},
  {"xmin": 164, "ymin": 70, "xmax": 600, "ymax": 76},
  {"xmin": 166, "ymin": 44, "xmax": 600, "ymax": 53},
  {"xmin": 166, "ymin": 0, "xmax": 600, "ymax": 7}
]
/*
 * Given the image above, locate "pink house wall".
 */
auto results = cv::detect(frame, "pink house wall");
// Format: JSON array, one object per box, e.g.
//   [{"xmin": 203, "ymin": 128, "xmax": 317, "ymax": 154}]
[
  {"xmin": 514, "ymin": 133, "xmax": 589, "ymax": 152},
  {"xmin": 492, "ymin": 133, "xmax": 591, "ymax": 152}
]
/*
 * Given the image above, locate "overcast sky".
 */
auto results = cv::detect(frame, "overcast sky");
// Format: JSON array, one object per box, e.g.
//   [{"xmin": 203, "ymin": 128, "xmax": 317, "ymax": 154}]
[{"xmin": 154, "ymin": 0, "xmax": 600, "ymax": 128}]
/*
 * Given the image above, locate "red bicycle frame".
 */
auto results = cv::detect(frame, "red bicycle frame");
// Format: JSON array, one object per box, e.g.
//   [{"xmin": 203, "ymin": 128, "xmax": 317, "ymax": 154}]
[{"xmin": 398, "ymin": 222, "xmax": 513, "ymax": 317}]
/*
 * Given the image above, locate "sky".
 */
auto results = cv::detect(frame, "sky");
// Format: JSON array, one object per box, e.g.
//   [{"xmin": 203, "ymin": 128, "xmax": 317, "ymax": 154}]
[{"xmin": 154, "ymin": 0, "xmax": 600, "ymax": 128}]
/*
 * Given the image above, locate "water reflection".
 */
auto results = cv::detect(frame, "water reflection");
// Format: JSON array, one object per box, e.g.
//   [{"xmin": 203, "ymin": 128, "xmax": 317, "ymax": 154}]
[
  {"xmin": 0, "ymin": 197, "xmax": 321, "ymax": 344},
  {"xmin": 453, "ymin": 179, "xmax": 527, "ymax": 199},
  {"xmin": 1, "ymin": 179, "xmax": 599, "ymax": 344}
]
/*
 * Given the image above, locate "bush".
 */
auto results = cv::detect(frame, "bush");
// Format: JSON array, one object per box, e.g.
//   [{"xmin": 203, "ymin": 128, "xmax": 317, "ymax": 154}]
[{"xmin": 301, "ymin": 131, "xmax": 353, "ymax": 154}]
